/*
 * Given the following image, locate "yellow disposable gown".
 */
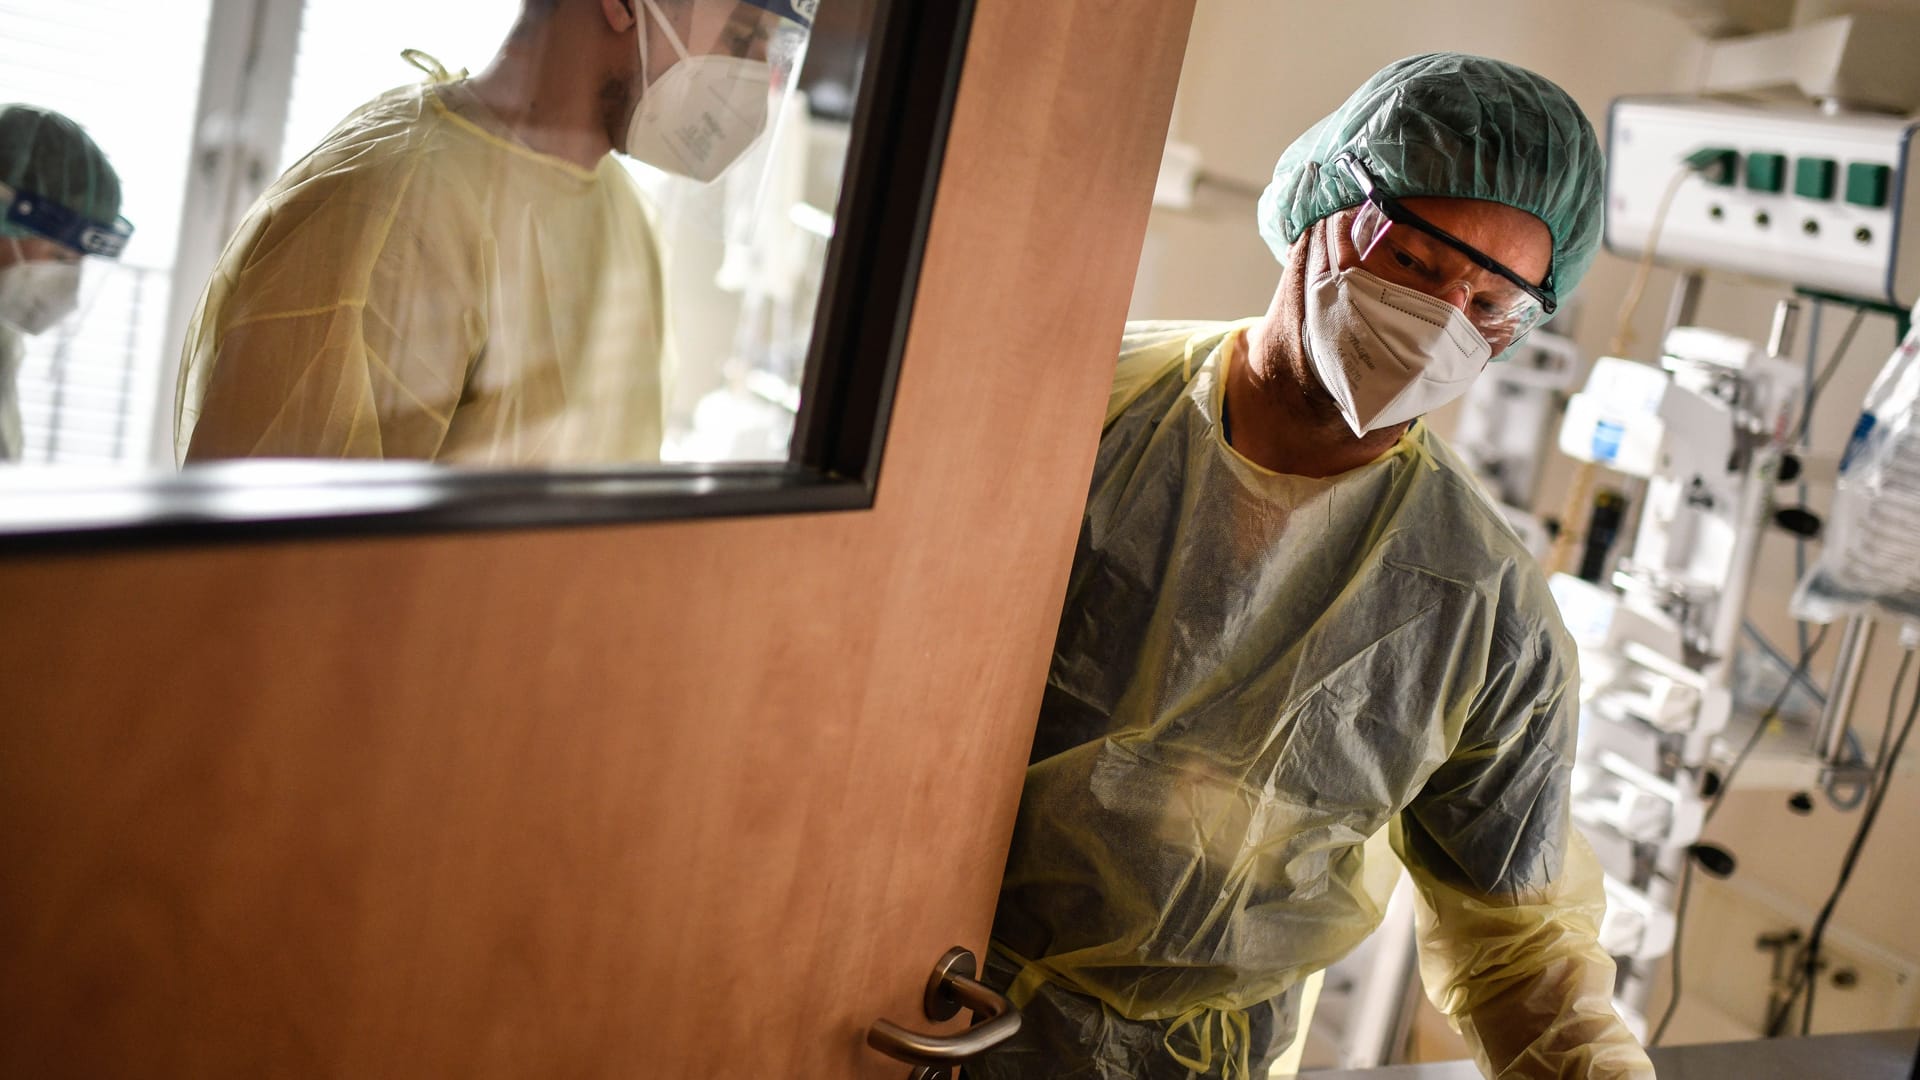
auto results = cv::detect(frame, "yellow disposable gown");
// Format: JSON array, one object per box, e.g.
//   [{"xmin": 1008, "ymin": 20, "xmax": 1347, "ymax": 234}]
[
  {"xmin": 175, "ymin": 78, "xmax": 667, "ymax": 465},
  {"xmin": 975, "ymin": 322, "xmax": 1654, "ymax": 1079}
]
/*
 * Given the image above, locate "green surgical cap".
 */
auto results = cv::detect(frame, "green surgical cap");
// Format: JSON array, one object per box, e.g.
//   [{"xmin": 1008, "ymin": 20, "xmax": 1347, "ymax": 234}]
[
  {"xmin": 0, "ymin": 104, "xmax": 125, "ymax": 246},
  {"xmin": 1258, "ymin": 52, "xmax": 1604, "ymax": 299}
]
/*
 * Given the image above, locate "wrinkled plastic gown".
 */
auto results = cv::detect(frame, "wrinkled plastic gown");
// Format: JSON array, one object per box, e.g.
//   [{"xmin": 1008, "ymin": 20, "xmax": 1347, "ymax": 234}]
[
  {"xmin": 1794, "ymin": 312, "xmax": 1920, "ymax": 628},
  {"xmin": 176, "ymin": 72, "xmax": 668, "ymax": 466},
  {"xmin": 972, "ymin": 323, "xmax": 1653, "ymax": 1080}
]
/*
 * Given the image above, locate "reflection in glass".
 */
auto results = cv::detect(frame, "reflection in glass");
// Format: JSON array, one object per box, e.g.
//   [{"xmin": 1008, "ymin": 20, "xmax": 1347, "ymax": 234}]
[
  {"xmin": 0, "ymin": 0, "xmax": 875, "ymax": 476},
  {"xmin": 0, "ymin": 106, "xmax": 134, "ymax": 463},
  {"xmin": 0, "ymin": 0, "xmax": 202, "ymax": 469},
  {"xmin": 172, "ymin": 0, "xmax": 828, "ymax": 468}
]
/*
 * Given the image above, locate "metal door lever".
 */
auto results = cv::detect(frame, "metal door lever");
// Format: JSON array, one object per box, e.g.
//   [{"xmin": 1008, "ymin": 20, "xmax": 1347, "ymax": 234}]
[{"xmin": 867, "ymin": 947, "xmax": 1021, "ymax": 1079}]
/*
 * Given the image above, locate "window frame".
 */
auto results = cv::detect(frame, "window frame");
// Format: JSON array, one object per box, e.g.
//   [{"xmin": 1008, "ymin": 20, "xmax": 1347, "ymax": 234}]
[{"xmin": 0, "ymin": 0, "xmax": 977, "ymax": 554}]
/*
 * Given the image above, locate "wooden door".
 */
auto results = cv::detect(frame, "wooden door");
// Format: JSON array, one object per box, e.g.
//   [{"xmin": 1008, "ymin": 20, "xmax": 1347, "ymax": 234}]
[{"xmin": 0, "ymin": 1, "xmax": 1197, "ymax": 1077}]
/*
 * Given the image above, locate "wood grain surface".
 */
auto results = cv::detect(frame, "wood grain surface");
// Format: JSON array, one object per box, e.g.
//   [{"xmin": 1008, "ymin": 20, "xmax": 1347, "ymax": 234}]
[{"xmin": 0, "ymin": 1, "xmax": 1198, "ymax": 1075}]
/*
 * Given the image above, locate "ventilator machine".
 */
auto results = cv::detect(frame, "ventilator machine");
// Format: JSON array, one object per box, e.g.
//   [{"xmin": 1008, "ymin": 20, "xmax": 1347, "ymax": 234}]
[{"xmin": 1550, "ymin": 0, "xmax": 1920, "ymax": 1039}]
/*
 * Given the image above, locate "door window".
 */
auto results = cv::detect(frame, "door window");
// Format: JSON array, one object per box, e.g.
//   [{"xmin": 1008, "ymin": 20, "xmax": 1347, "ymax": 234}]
[{"xmin": 0, "ymin": 0, "xmax": 216, "ymax": 464}]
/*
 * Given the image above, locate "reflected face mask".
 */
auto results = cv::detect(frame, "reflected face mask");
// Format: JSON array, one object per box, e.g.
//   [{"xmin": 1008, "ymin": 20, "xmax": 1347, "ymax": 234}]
[
  {"xmin": 1301, "ymin": 250, "xmax": 1492, "ymax": 438},
  {"xmin": 624, "ymin": 0, "xmax": 773, "ymax": 182},
  {"xmin": 0, "ymin": 245, "xmax": 81, "ymax": 336}
]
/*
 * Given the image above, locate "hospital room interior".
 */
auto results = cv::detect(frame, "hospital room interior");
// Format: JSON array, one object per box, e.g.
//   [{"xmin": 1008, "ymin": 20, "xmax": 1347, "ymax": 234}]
[{"xmin": 5, "ymin": 0, "xmax": 1920, "ymax": 1076}]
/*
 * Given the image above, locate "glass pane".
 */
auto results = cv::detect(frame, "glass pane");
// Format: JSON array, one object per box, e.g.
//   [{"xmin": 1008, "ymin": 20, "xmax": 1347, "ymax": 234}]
[
  {"xmin": 2, "ymin": 0, "xmax": 882, "ymax": 478},
  {"xmin": 277, "ymin": 0, "xmax": 523, "ymax": 174},
  {"xmin": 171, "ymin": 0, "xmax": 872, "ymax": 469},
  {"xmin": 0, "ymin": 0, "xmax": 215, "ymax": 465}
]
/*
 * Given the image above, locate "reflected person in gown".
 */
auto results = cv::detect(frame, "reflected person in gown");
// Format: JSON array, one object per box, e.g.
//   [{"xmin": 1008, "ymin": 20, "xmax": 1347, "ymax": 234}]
[
  {"xmin": 0, "ymin": 105, "xmax": 131, "ymax": 462},
  {"xmin": 175, "ymin": 0, "xmax": 815, "ymax": 466}
]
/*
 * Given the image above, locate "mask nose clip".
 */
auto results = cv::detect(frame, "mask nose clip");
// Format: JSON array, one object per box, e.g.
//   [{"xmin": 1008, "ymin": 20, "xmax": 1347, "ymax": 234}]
[{"xmin": 1431, "ymin": 280, "xmax": 1474, "ymax": 315}]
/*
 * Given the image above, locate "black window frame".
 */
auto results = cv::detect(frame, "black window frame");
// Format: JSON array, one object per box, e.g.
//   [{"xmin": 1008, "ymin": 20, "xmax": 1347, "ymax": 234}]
[{"xmin": 0, "ymin": 0, "xmax": 977, "ymax": 555}]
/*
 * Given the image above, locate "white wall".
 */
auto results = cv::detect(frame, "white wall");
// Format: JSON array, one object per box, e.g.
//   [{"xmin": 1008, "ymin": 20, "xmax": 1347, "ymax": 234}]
[
  {"xmin": 1129, "ymin": 0, "xmax": 1707, "ymax": 329},
  {"xmin": 1128, "ymin": 0, "xmax": 1920, "ymax": 1052}
]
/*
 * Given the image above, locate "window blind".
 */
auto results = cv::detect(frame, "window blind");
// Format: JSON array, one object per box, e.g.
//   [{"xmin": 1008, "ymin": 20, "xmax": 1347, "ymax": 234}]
[{"xmin": 0, "ymin": 0, "xmax": 214, "ymax": 466}]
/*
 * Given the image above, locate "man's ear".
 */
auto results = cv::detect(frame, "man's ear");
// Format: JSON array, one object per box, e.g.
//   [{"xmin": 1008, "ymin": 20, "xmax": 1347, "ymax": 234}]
[{"xmin": 599, "ymin": 0, "xmax": 637, "ymax": 33}]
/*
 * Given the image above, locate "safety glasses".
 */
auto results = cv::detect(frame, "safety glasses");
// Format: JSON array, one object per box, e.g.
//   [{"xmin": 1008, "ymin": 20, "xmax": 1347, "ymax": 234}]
[{"xmin": 1333, "ymin": 153, "xmax": 1554, "ymax": 349}]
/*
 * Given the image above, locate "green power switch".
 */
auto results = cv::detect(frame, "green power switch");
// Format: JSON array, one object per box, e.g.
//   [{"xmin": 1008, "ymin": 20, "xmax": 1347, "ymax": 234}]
[
  {"xmin": 1690, "ymin": 147, "xmax": 1740, "ymax": 186},
  {"xmin": 1795, "ymin": 157, "xmax": 1837, "ymax": 200},
  {"xmin": 1746, "ymin": 152, "xmax": 1788, "ymax": 193},
  {"xmin": 1846, "ymin": 162, "xmax": 1893, "ymax": 207}
]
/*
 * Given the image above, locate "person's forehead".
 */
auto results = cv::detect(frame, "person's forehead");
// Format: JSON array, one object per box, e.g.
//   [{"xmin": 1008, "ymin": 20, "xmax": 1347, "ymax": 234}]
[{"xmin": 1398, "ymin": 195, "xmax": 1552, "ymax": 281}]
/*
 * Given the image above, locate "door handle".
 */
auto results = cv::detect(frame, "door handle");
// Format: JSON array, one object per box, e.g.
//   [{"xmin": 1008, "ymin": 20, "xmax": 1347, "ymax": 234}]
[{"xmin": 867, "ymin": 946, "xmax": 1021, "ymax": 1079}]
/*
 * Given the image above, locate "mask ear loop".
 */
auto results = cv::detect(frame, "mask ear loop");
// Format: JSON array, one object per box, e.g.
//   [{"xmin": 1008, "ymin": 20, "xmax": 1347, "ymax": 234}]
[
  {"xmin": 636, "ymin": 9, "xmax": 651, "ymax": 96},
  {"xmin": 640, "ymin": 0, "xmax": 696, "ymax": 74}
]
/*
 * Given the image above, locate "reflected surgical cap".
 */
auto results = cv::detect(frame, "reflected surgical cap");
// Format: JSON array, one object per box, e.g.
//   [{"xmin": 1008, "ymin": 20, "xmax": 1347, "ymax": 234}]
[
  {"xmin": 1257, "ymin": 53, "xmax": 1604, "ymax": 297},
  {"xmin": 0, "ymin": 104, "xmax": 125, "ymax": 245}
]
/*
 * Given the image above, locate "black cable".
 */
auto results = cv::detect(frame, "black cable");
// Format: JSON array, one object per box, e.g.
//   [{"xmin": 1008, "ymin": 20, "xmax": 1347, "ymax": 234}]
[
  {"xmin": 1706, "ymin": 624, "xmax": 1831, "ymax": 826},
  {"xmin": 1648, "ymin": 855, "xmax": 1695, "ymax": 1046},
  {"xmin": 1653, "ymin": 626, "xmax": 1832, "ymax": 1046},
  {"xmin": 1797, "ymin": 660, "xmax": 1920, "ymax": 1035},
  {"xmin": 1760, "ymin": 650, "xmax": 1919, "ymax": 1036},
  {"xmin": 1876, "ymin": 651, "xmax": 1915, "ymax": 776},
  {"xmin": 1829, "ymin": 649, "xmax": 1915, "ymax": 812},
  {"xmin": 1743, "ymin": 619, "xmax": 1828, "ymax": 706},
  {"xmin": 1653, "ymin": 302, "xmax": 1871, "ymax": 1042},
  {"xmin": 1795, "ymin": 304, "xmax": 1864, "ymax": 662}
]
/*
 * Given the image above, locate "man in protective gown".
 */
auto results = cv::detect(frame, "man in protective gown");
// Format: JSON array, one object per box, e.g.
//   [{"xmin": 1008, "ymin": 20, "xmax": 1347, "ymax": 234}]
[{"xmin": 975, "ymin": 54, "xmax": 1657, "ymax": 1080}]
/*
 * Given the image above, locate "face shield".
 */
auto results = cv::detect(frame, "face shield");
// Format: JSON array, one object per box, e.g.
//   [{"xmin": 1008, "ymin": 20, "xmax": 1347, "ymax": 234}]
[
  {"xmin": 626, "ymin": 0, "xmax": 829, "ymax": 461},
  {"xmin": 624, "ymin": 0, "xmax": 814, "ymax": 185},
  {"xmin": 0, "ymin": 182, "xmax": 133, "ymax": 337}
]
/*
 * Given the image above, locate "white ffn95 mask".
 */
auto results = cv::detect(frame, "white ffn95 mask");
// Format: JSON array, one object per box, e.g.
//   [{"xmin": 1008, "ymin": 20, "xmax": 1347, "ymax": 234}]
[
  {"xmin": 624, "ymin": 0, "xmax": 773, "ymax": 183},
  {"xmin": 0, "ymin": 255, "xmax": 81, "ymax": 336},
  {"xmin": 1301, "ymin": 259, "xmax": 1491, "ymax": 438}
]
